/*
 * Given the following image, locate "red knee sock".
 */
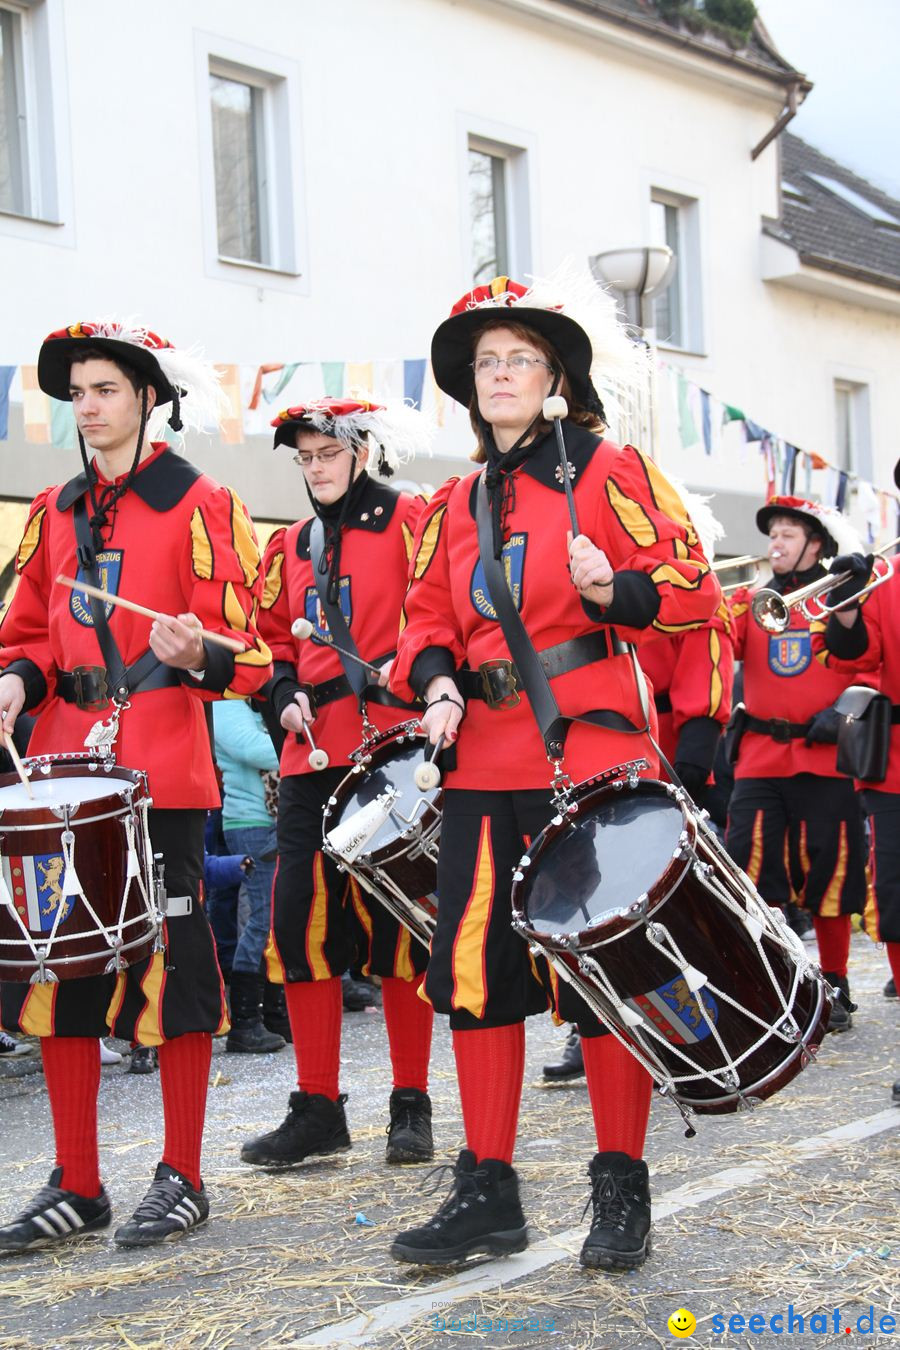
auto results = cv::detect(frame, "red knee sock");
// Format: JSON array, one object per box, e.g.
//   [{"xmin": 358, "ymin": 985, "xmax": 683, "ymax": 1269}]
[
  {"xmin": 582, "ymin": 1034, "xmax": 653, "ymax": 1159},
  {"xmin": 284, "ymin": 977, "xmax": 342, "ymax": 1100},
  {"xmin": 158, "ymin": 1032, "xmax": 211, "ymax": 1191},
  {"xmin": 41, "ymin": 1036, "xmax": 102, "ymax": 1198},
  {"xmin": 813, "ymin": 914, "xmax": 851, "ymax": 976},
  {"xmin": 381, "ymin": 975, "xmax": 433, "ymax": 1092},
  {"xmin": 886, "ymin": 941, "xmax": 900, "ymax": 988},
  {"xmin": 452, "ymin": 1023, "xmax": 524, "ymax": 1165}
]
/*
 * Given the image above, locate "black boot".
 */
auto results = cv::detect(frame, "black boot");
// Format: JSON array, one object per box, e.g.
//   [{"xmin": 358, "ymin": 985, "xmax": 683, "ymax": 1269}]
[
  {"xmin": 342, "ymin": 971, "xmax": 378, "ymax": 1011},
  {"xmin": 386, "ymin": 1088, "xmax": 434, "ymax": 1164},
  {"xmin": 542, "ymin": 1027, "xmax": 584, "ymax": 1081},
  {"xmin": 226, "ymin": 972, "xmax": 287, "ymax": 1054},
  {"xmin": 823, "ymin": 972, "xmax": 854, "ymax": 1034},
  {"xmin": 263, "ymin": 980, "xmax": 293, "ymax": 1042},
  {"xmin": 390, "ymin": 1150, "xmax": 528, "ymax": 1265},
  {"xmin": 884, "ymin": 977, "xmax": 897, "ymax": 1000},
  {"xmin": 240, "ymin": 1091, "xmax": 351, "ymax": 1166},
  {"xmin": 580, "ymin": 1151, "xmax": 651, "ymax": 1270}
]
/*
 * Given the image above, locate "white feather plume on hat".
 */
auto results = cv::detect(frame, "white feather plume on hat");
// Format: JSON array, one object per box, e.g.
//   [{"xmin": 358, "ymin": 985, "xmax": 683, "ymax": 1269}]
[{"xmin": 302, "ymin": 400, "xmax": 433, "ymax": 470}]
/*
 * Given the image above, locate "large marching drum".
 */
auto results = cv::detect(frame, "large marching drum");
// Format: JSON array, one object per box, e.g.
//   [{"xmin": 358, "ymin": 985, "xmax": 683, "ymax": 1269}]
[
  {"xmin": 511, "ymin": 762, "xmax": 831, "ymax": 1118},
  {"xmin": 0, "ymin": 753, "xmax": 161, "ymax": 983}
]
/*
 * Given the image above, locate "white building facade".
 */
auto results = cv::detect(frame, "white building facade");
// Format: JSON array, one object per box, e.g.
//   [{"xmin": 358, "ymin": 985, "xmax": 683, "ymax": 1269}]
[{"xmin": 1, "ymin": 0, "xmax": 898, "ymax": 554}]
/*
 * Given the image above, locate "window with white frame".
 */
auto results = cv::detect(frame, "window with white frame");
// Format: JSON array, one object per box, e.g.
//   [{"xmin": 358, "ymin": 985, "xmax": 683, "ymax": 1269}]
[
  {"xmin": 834, "ymin": 378, "xmax": 872, "ymax": 479},
  {"xmin": 649, "ymin": 190, "xmax": 703, "ymax": 352},
  {"xmin": 0, "ymin": 0, "xmax": 70, "ymax": 233},
  {"xmin": 466, "ymin": 132, "xmax": 532, "ymax": 286},
  {"xmin": 197, "ymin": 37, "xmax": 307, "ymax": 283}
]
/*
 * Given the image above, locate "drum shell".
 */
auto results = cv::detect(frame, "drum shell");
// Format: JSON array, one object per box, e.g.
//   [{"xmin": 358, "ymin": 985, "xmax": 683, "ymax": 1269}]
[
  {"xmin": 513, "ymin": 778, "xmax": 830, "ymax": 1113},
  {"xmin": 0, "ymin": 759, "xmax": 155, "ymax": 981}
]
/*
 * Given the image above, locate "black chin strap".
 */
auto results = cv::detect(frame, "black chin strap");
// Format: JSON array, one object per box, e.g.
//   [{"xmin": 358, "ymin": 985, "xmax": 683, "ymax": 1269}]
[
  {"xmin": 80, "ymin": 385, "xmax": 149, "ymax": 547},
  {"xmin": 481, "ymin": 370, "xmax": 561, "ymax": 559}
]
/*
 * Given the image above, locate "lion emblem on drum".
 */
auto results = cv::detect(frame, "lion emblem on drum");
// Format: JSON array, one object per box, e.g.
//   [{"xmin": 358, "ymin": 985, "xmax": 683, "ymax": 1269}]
[
  {"xmin": 35, "ymin": 856, "xmax": 73, "ymax": 922},
  {"xmin": 628, "ymin": 974, "xmax": 719, "ymax": 1044},
  {"xmin": 664, "ymin": 977, "xmax": 707, "ymax": 1030}
]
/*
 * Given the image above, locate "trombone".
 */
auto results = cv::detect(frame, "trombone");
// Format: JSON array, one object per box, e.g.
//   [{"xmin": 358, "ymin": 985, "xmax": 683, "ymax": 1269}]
[
  {"xmin": 750, "ymin": 538, "xmax": 900, "ymax": 635},
  {"xmin": 711, "ymin": 554, "xmax": 765, "ymax": 595}
]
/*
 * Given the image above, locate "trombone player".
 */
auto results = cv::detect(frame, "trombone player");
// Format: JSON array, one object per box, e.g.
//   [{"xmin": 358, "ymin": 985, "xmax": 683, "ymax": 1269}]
[
  {"xmin": 725, "ymin": 496, "xmax": 868, "ymax": 1032},
  {"xmin": 810, "ymin": 470, "xmax": 900, "ymax": 1097}
]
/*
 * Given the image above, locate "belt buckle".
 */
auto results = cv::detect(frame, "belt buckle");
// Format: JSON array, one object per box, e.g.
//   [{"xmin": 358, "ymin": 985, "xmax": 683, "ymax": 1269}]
[
  {"xmin": 479, "ymin": 659, "xmax": 520, "ymax": 710},
  {"xmin": 769, "ymin": 718, "xmax": 792, "ymax": 743},
  {"xmin": 299, "ymin": 682, "xmax": 319, "ymax": 718},
  {"xmin": 71, "ymin": 665, "xmax": 110, "ymax": 712}
]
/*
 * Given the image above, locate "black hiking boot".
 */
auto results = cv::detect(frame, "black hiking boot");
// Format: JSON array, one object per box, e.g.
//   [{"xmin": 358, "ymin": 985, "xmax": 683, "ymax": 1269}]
[
  {"xmin": 580, "ymin": 1151, "xmax": 651, "ymax": 1271},
  {"xmin": 385, "ymin": 1088, "xmax": 434, "ymax": 1164},
  {"xmin": 390, "ymin": 1149, "xmax": 528, "ymax": 1265},
  {"xmin": 240, "ymin": 1091, "xmax": 351, "ymax": 1166}
]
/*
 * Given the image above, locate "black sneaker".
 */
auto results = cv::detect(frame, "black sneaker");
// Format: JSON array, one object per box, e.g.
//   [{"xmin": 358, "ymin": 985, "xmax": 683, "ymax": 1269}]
[
  {"xmin": 0, "ymin": 1030, "xmax": 33, "ymax": 1057},
  {"xmin": 785, "ymin": 902, "xmax": 816, "ymax": 944},
  {"xmin": 240, "ymin": 1091, "xmax": 351, "ymax": 1167},
  {"xmin": 127, "ymin": 1045, "xmax": 159, "ymax": 1074},
  {"xmin": 543, "ymin": 1027, "xmax": 585, "ymax": 1081},
  {"xmin": 114, "ymin": 1162, "xmax": 208, "ymax": 1247},
  {"xmin": 386, "ymin": 1088, "xmax": 434, "ymax": 1164},
  {"xmin": 390, "ymin": 1149, "xmax": 528, "ymax": 1265},
  {"xmin": 884, "ymin": 978, "xmax": 897, "ymax": 1000},
  {"xmin": 824, "ymin": 972, "xmax": 855, "ymax": 1034},
  {"xmin": 0, "ymin": 1167, "xmax": 110, "ymax": 1255},
  {"xmin": 580, "ymin": 1151, "xmax": 652, "ymax": 1270},
  {"xmin": 342, "ymin": 972, "xmax": 378, "ymax": 1011}
]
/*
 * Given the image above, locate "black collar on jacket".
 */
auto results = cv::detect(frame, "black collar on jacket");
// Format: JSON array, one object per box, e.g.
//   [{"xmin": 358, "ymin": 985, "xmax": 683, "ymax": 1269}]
[
  {"xmin": 296, "ymin": 476, "xmax": 400, "ymax": 560},
  {"xmin": 56, "ymin": 448, "xmax": 203, "ymax": 513}
]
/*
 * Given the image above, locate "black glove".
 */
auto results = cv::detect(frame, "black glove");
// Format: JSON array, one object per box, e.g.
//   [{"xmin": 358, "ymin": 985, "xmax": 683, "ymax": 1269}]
[
  {"xmin": 673, "ymin": 761, "xmax": 709, "ymax": 798},
  {"xmin": 828, "ymin": 553, "xmax": 873, "ymax": 609},
  {"xmin": 804, "ymin": 705, "xmax": 842, "ymax": 747}
]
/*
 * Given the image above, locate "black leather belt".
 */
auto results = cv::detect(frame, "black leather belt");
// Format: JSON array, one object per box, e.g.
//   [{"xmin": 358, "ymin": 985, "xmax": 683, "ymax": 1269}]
[
  {"xmin": 459, "ymin": 630, "xmax": 625, "ymax": 710},
  {"xmin": 57, "ymin": 663, "xmax": 182, "ymax": 712},
  {"xmin": 745, "ymin": 713, "xmax": 811, "ymax": 743},
  {"xmin": 307, "ymin": 652, "xmax": 418, "ymax": 714}
]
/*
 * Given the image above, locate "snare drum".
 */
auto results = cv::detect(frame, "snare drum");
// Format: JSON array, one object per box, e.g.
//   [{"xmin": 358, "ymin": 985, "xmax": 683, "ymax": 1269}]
[
  {"xmin": 322, "ymin": 721, "xmax": 439, "ymax": 949},
  {"xmin": 0, "ymin": 754, "xmax": 159, "ymax": 982},
  {"xmin": 511, "ymin": 773, "xmax": 830, "ymax": 1115}
]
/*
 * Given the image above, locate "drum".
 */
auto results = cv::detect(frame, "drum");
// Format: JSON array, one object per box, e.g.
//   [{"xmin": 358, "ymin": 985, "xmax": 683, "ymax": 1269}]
[
  {"xmin": 0, "ymin": 753, "xmax": 160, "ymax": 982},
  {"xmin": 322, "ymin": 721, "xmax": 439, "ymax": 949},
  {"xmin": 511, "ymin": 771, "xmax": 831, "ymax": 1115}
]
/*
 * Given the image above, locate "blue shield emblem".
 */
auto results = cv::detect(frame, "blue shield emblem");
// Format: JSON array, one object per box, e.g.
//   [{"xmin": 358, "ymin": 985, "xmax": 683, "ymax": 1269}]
[
  {"xmin": 69, "ymin": 550, "xmax": 123, "ymax": 627},
  {"xmin": 626, "ymin": 975, "xmax": 719, "ymax": 1044},
  {"xmin": 470, "ymin": 533, "xmax": 527, "ymax": 620},
  {"xmin": 1, "ymin": 852, "xmax": 75, "ymax": 933},
  {"xmin": 304, "ymin": 580, "xmax": 352, "ymax": 644},
  {"xmin": 768, "ymin": 631, "xmax": 811, "ymax": 676}
]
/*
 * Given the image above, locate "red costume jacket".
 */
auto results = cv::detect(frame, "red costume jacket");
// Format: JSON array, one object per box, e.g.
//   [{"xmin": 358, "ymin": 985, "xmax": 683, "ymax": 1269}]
[
  {"xmin": 391, "ymin": 427, "xmax": 721, "ymax": 791},
  {"xmin": 0, "ymin": 444, "xmax": 272, "ymax": 808},
  {"xmin": 259, "ymin": 477, "xmax": 425, "ymax": 777},
  {"xmin": 730, "ymin": 570, "xmax": 864, "ymax": 780},
  {"xmin": 638, "ymin": 604, "xmax": 734, "ymax": 766},
  {"xmin": 811, "ymin": 556, "xmax": 897, "ymax": 791}
]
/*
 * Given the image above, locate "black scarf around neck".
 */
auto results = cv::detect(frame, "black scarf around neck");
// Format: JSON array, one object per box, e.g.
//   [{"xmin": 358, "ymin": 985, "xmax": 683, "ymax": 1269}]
[
  {"xmin": 308, "ymin": 468, "xmax": 370, "ymax": 604},
  {"xmin": 481, "ymin": 417, "xmax": 544, "ymax": 559}
]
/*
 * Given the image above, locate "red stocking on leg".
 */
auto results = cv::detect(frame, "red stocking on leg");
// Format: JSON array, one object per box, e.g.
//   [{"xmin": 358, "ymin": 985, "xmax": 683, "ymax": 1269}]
[
  {"xmin": 40, "ymin": 1036, "xmax": 102, "ymax": 1197},
  {"xmin": 452, "ymin": 1023, "xmax": 524, "ymax": 1165},
  {"xmin": 381, "ymin": 975, "xmax": 433, "ymax": 1092},
  {"xmin": 158, "ymin": 1032, "xmax": 211, "ymax": 1190},
  {"xmin": 283, "ymin": 977, "xmax": 342, "ymax": 1100},
  {"xmin": 813, "ymin": 914, "xmax": 851, "ymax": 977},
  {"xmin": 582, "ymin": 1034, "xmax": 653, "ymax": 1159}
]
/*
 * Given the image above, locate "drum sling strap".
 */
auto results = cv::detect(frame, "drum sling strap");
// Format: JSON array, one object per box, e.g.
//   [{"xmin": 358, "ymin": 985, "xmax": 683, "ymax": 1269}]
[
  {"xmin": 474, "ymin": 477, "xmax": 653, "ymax": 761},
  {"xmin": 70, "ymin": 496, "xmax": 178, "ymax": 705},
  {"xmin": 309, "ymin": 517, "xmax": 416, "ymax": 714}
]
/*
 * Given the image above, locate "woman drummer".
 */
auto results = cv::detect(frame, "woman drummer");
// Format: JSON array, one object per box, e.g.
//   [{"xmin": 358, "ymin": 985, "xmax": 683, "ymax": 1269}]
[{"xmin": 388, "ymin": 274, "xmax": 721, "ymax": 1270}]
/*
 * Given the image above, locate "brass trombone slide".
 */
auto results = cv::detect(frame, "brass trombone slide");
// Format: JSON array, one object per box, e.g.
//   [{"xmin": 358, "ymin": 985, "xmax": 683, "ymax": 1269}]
[{"xmin": 750, "ymin": 538, "xmax": 900, "ymax": 635}]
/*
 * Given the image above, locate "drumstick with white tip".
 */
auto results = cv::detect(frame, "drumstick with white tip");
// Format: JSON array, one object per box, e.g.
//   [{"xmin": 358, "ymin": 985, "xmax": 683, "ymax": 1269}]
[
  {"xmin": 414, "ymin": 735, "xmax": 445, "ymax": 792},
  {"xmin": 56, "ymin": 575, "xmax": 248, "ymax": 653},
  {"xmin": 290, "ymin": 617, "xmax": 381, "ymax": 679},
  {"xmin": 3, "ymin": 728, "xmax": 34, "ymax": 799},
  {"xmin": 302, "ymin": 719, "xmax": 330, "ymax": 771},
  {"xmin": 543, "ymin": 396, "xmax": 579, "ymax": 536}
]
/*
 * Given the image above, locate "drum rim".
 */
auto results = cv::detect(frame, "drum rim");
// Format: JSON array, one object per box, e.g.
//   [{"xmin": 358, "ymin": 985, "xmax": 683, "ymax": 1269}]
[{"xmin": 324, "ymin": 724, "xmax": 441, "ymax": 864}]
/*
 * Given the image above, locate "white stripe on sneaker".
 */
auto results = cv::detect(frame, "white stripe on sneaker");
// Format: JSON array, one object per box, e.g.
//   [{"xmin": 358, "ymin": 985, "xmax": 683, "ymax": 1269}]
[
  {"xmin": 56, "ymin": 1202, "xmax": 85, "ymax": 1230},
  {"xmin": 32, "ymin": 1214, "xmax": 64, "ymax": 1237}
]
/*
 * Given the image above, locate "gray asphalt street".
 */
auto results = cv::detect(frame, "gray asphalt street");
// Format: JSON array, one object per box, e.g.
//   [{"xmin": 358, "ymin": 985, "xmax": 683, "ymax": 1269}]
[{"xmin": 0, "ymin": 931, "xmax": 897, "ymax": 1350}]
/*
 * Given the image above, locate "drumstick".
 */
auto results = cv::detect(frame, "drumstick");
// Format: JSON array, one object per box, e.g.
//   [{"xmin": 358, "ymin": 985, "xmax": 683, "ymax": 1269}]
[
  {"xmin": 290, "ymin": 617, "xmax": 381, "ymax": 678},
  {"xmin": 56, "ymin": 575, "xmax": 246, "ymax": 653},
  {"xmin": 3, "ymin": 729, "xmax": 34, "ymax": 799},
  {"xmin": 543, "ymin": 396, "xmax": 579, "ymax": 536}
]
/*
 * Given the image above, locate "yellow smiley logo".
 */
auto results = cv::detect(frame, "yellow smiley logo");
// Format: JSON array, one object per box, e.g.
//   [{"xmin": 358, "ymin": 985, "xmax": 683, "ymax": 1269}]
[{"xmin": 667, "ymin": 1308, "xmax": 697, "ymax": 1338}]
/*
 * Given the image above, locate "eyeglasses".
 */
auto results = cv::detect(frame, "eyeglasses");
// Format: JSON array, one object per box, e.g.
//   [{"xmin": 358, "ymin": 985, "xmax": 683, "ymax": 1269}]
[
  {"xmin": 293, "ymin": 448, "xmax": 350, "ymax": 468},
  {"xmin": 471, "ymin": 355, "xmax": 553, "ymax": 377}
]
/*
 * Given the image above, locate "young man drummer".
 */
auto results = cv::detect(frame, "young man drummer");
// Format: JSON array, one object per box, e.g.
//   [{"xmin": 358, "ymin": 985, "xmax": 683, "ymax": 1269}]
[
  {"xmin": 388, "ymin": 275, "xmax": 721, "ymax": 1270},
  {"xmin": 240, "ymin": 398, "xmax": 436, "ymax": 1170},
  {"xmin": 0, "ymin": 320, "xmax": 272, "ymax": 1252}
]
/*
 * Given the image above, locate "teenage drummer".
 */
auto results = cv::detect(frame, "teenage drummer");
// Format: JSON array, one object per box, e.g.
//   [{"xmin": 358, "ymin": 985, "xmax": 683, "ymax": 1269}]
[
  {"xmin": 240, "ymin": 398, "xmax": 437, "ymax": 1171},
  {"xmin": 387, "ymin": 275, "xmax": 721, "ymax": 1271},
  {"xmin": 0, "ymin": 321, "xmax": 272, "ymax": 1253}
]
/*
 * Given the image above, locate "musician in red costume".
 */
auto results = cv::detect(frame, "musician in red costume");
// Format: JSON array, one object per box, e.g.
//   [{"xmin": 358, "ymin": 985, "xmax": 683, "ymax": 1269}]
[
  {"xmin": 0, "ymin": 321, "xmax": 271, "ymax": 1253},
  {"xmin": 240, "ymin": 398, "xmax": 437, "ymax": 1171},
  {"xmin": 809, "ymin": 463, "xmax": 900, "ymax": 1097},
  {"xmin": 726, "ymin": 496, "xmax": 868, "ymax": 1032},
  {"xmin": 388, "ymin": 275, "xmax": 720, "ymax": 1271}
]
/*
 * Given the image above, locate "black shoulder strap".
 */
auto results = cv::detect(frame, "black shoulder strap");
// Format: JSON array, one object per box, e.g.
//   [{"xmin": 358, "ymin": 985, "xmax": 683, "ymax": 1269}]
[
  {"xmin": 309, "ymin": 517, "xmax": 369, "ymax": 706},
  {"xmin": 72, "ymin": 497, "xmax": 164, "ymax": 700},
  {"xmin": 474, "ymin": 477, "xmax": 648, "ymax": 759}
]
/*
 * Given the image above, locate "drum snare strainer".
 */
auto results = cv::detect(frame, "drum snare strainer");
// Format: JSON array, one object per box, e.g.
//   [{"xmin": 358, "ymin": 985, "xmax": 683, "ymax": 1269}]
[
  {"xmin": 0, "ymin": 753, "xmax": 161, "ymax": 983},
  {"xmin": 511, "ymin": 767, "xmax": 831, "ymax": 1124}
]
